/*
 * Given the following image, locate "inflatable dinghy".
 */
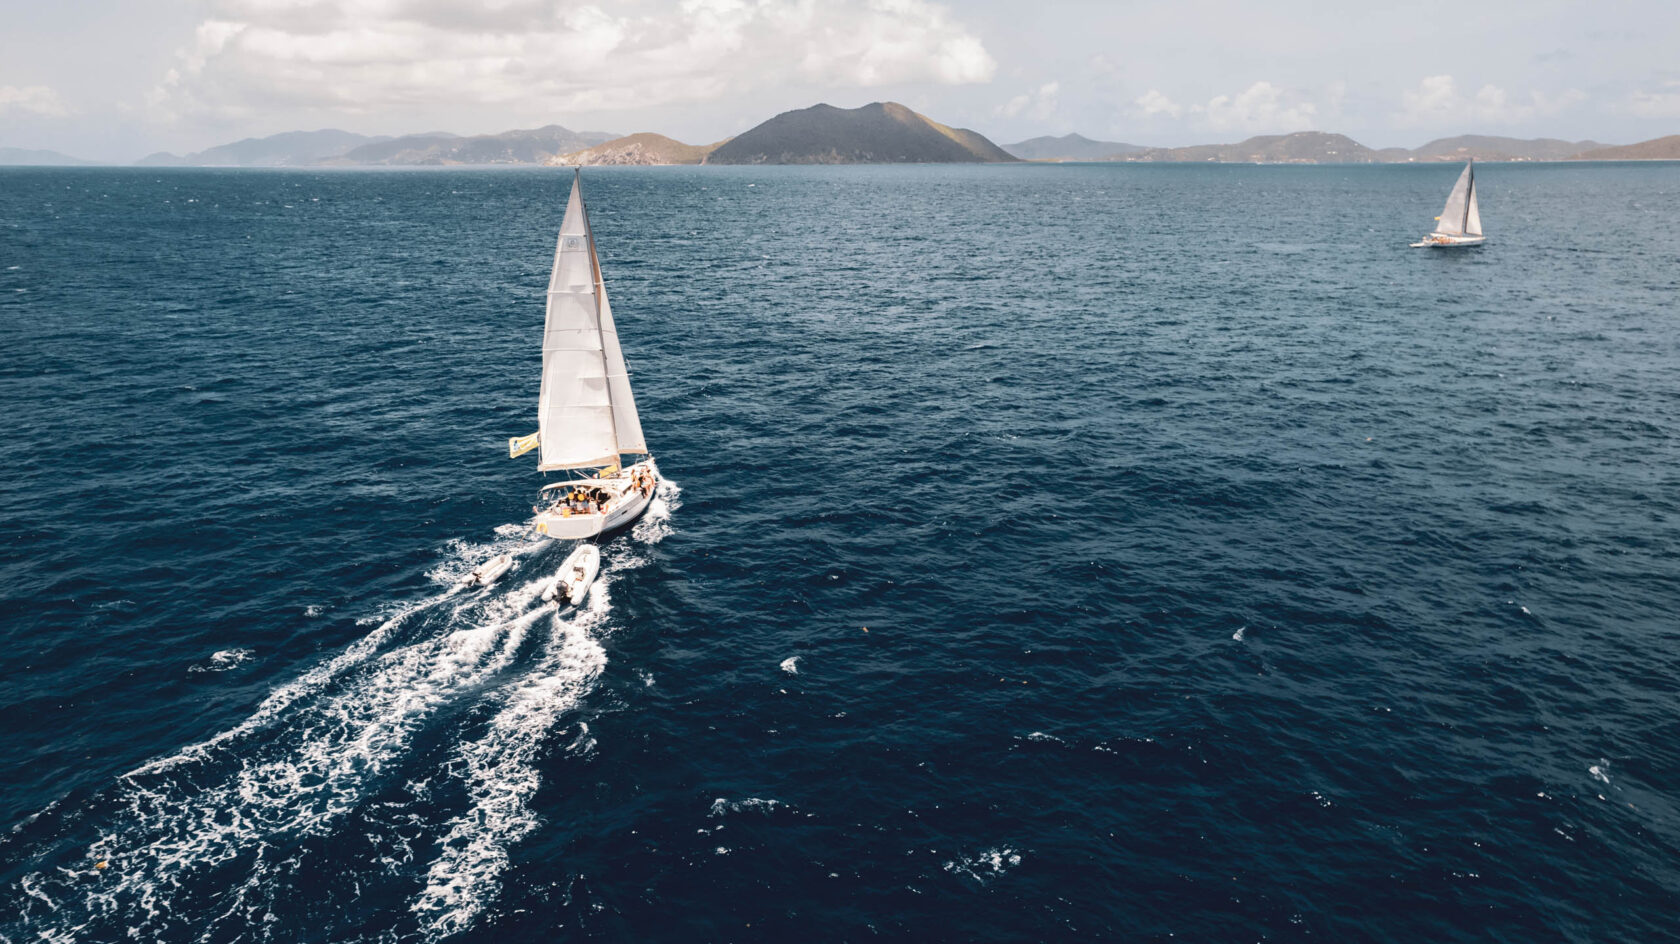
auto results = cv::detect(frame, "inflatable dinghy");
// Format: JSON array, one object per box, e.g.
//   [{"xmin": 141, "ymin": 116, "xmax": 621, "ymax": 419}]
[
  {"xmin": 542, "ymin": 544, "xmax": 600, "ymax": 607},
  {"xmin": 461, "ymin": 553, "xmax": 513, "ymax": 588}
]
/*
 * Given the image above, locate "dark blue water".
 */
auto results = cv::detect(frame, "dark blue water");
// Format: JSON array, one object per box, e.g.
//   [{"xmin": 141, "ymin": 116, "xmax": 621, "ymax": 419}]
[{"xmin": 2, "ymin": 162, "xmax": 1678, "ymax": 943}]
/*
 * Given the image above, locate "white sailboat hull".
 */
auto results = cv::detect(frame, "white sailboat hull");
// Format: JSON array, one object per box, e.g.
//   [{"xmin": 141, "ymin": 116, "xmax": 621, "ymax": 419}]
[
  {"xmin": 533, "ymin": 459, "xmax": 659, "ymax": 540},
  {"xmin": 1411, "ymin": 233, "xmax": 1486, "ymax": 248}
]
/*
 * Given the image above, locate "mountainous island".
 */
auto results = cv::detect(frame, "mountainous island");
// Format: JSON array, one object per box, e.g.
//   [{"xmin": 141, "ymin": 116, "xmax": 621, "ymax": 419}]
[
  {"xmin": 1412, "ymin": 134, "xmax": 1607, "ymax": 161},
  {"xmin": 139, "ymin": 129, "xmax": 382, "ymax": 166},
  {"xmin": 6, "ymin": 103, "xmax": 1677, "ymax": 167},
  {"xmin": 0, "ymin": 147, "xmax": 96, "ymax": 166},
  {"xmin": 1006, "ymin": 131, "xmax": 1612, "ymax": 163},
  {"xmin": 706, "ymin": 102, "xmax": 1016, "ymax": 164},
  {"xmin": 1002, "ymin": 133, "xmax": 1145, "ymax": 161},
  {"xmin": 328, "ymin": 126, "xmax": 614, "ymax": 165},
  {"xmin": 137, "ymin": 126, "xmax": 615, "ymax": 167},
  {"xmin": 1570, "ymin": 135, "xmax": 1680, "ymax": 160},
  {"xmin": 553, "ymin": 133, "xmax": 723, "ymax": 166}
]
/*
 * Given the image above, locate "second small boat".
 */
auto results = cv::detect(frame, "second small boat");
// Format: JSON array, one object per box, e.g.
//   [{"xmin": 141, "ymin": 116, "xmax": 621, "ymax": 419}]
[
  {"xmin": 542, "ymin": 544, "xmax": 601, "ymax": 607},
  {"xmin": 461, "ymin": 553, "xmax": 514, "ymax": 588},
  {"xmin": 1411, "ymin": 160, "xmax": 1485, "ymax": 248}
]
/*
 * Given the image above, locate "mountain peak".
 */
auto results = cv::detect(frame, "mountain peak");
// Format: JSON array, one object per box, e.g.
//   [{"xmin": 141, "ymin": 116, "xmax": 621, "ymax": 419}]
[{"xmin": 706, "ymin": 101, "xmax": 1016, "ymax": 165}]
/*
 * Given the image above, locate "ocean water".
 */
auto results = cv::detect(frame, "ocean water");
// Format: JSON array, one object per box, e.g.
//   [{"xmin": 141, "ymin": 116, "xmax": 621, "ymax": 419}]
[{"xmin": 1, "ymin": 162, "xmax": 1678, "ymax": 942}]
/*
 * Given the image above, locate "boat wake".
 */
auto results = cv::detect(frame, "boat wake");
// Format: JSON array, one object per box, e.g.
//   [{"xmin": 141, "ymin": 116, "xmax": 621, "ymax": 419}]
[
  {"xmin": 411, "ymin": 579, "xmax": 610, "ymax": 937},
  {"xmin": 1, "ymin": 483, "xmax": 678, "ymax": 943}
]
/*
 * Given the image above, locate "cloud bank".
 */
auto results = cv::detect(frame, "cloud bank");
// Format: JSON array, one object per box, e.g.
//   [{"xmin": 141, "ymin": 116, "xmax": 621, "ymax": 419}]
[
  {"xmin": 1129, "ymin": 81, "xmax": 1316, "ymax": 133},
  {"xmin": 0, "ymin": 85, "xmax": 70, "ymax": 117},
  {"xmin": 1398, "ymin": 74, "xmax": 1587, "ymax": 127},
  {"xmin": 147, "ymin": 0, "xmax": 996, "ymax": 124}
]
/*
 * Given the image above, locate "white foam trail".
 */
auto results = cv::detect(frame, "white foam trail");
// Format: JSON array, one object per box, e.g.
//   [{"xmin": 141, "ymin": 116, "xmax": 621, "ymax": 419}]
[
  {"xmin": 129, "ymin": 526, "xmax": 541, "ymax": 783},
  {"xmin": 12, "ymin": 536, "xmax": 550, "ymax": 939},
  {"xmin": 630, "ymin": 477, "xmax": 682, "ymax": 546},
  {"xmin": 411, "ymin": 484, "xmax": 679, "ymax": 937},
  {"xmin": 411, "ymin": 580, "xmax": 612, "ymax": 938},
  {"xmin": 124, "ymin": 594, "xmax": 434, "ymax": 780},
  {"xmin": 10, "ymin": 489, "xmax": 671, "ymax": 940},
  {"xmin": 69, "ymin": 595, "xmax": 546, "ymax": 937}
]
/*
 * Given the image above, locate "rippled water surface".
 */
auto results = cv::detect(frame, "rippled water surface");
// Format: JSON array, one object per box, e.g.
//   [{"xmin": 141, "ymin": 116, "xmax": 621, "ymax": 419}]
[{"xmin": 2, "ymin": 163, "xmax": 1678, "ymax": 942}]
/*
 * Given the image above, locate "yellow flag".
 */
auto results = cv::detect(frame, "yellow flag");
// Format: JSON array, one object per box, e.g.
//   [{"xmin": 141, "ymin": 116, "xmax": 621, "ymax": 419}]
[{"xmin": 508, "ymin": 431, "xmax": 540, "ymax": 459}]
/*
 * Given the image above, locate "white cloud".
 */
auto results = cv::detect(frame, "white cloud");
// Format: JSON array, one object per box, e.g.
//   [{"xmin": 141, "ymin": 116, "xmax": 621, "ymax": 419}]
[
  {"xmin": 1474, "ymin": 83, "xmax": 1511, "ymax": 112},
  {"xmin": 1627, "ymin": 80, "xmax": 1680, "ymax": 118},
  {"xmin": 1193, "ymin": 81, "xmax": 1316, "ymax": 132},
  {"xmin": 147, "ymin": 0, "xmax": 996, "ymax": 123},
  {"xmin": 0, "ymin": 84, "xmax": 70, "ymax": 117},
  {"xmin": 1398, "ymin": 74, "xmax": 1586, "ymax": 126},
  {"xmin": 1132, "ymin": 88, "xmax": 1182, "ymax": 118},
  {"xmin": 995, "ymin": 81, "xmax": 1059, "ymax": 119},
  {"xmin": 1400, "ymin": 73, "xmax": 1460, "ymax": 123}
]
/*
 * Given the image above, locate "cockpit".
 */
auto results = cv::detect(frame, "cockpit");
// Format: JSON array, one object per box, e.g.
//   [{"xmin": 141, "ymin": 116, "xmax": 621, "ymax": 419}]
[{"xmin": 536, "ymin": 481, "xmax": 611, "ymax": 516}]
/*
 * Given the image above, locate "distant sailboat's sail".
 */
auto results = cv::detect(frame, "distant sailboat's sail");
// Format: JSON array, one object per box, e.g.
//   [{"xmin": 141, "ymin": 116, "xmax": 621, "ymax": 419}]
[
  {"xmin": 1433, "ymin": 162, "xmax": 1474, "ymax": 236},
  {"xmin": 537, "ymin": 175, "xmax": 623, "ymax": 471}
]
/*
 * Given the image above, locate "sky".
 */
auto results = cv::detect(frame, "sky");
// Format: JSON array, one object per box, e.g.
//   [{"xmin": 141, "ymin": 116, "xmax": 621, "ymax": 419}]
[{"xmin": 2, "ymin": 0, "xmax": 1678, "ymax": 161}]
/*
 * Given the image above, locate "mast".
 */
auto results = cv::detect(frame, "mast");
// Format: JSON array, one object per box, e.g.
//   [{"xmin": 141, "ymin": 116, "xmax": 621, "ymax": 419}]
[{"xmin": 1462, "ymin": 162, "xmax": 1473, "ymax": 234}]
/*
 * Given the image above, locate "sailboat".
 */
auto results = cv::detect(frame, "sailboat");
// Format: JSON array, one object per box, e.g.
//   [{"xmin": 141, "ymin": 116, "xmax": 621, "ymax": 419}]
[
  {"xmin": 509, "ymin": 171, "xmax": 660, "ymax": 540},
  {"xmin": 1411, "ymin": 160, "xmax": 1485, "ymax": 248}
]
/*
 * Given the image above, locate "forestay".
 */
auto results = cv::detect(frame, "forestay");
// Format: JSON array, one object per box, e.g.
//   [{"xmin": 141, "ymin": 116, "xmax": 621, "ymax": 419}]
[{"xmin": 536, "ymin": 174, "xmax": 647, "ymax": 470}]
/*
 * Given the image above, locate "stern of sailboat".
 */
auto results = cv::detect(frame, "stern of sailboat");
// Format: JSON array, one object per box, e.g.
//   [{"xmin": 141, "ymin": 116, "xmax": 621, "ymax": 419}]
[{"xmin": 533, "ymin": 457, "xmax": 660, "ymax": 539}]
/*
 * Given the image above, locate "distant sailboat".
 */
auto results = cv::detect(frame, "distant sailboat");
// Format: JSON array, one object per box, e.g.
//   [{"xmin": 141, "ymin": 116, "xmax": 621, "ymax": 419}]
[
  {"xmin": 509, "ymin": 171, "xmax": 659, "ymax": 539},
  {"xmin": 1411, "ymin": 161, "xmax": 1485, "ymax": 248}
]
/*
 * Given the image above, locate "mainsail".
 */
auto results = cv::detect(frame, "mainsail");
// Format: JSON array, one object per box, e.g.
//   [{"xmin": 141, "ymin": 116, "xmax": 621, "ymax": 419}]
[
  {"xmin": 536, "ymin": 174, "xmax": 647, "ymax": 470},
  {"xmin": 1433, "ymin": 162, "xmax": 1480, "ymax": 236}
]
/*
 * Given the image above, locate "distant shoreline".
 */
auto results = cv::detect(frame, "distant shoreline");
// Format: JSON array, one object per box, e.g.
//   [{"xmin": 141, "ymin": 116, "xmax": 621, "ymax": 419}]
[
  {"xmin": 5, "ymin": 158, "xmax": 1679, "ymax": 170},
  {"xmin": 11, "ymin": 110, "xmax": 1678, "ymax": 168}
]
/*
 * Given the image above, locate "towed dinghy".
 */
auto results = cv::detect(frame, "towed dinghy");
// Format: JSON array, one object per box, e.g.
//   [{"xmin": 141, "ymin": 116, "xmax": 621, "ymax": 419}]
[
  {"xmin": 542, "ymin": 544, "xmax": 601, "ymax": 607},
  {"xmin": 461, "ymin": 553, "xmax": 513, "ymax": 588}
]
